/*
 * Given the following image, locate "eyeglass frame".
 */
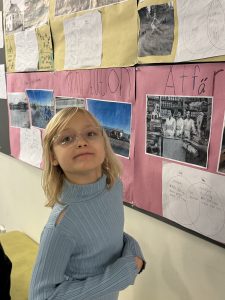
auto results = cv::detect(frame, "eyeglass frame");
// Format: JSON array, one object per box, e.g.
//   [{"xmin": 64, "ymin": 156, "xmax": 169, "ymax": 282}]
[{"xmin": 51, "ymin": 126, "xmax": 104, "ymax": 147}]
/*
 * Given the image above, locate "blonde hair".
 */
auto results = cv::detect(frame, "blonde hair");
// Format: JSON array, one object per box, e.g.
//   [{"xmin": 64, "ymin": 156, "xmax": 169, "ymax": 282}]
[{"xmin": 42, "ymin": 107, "xmax": 122, "ymax": 207}]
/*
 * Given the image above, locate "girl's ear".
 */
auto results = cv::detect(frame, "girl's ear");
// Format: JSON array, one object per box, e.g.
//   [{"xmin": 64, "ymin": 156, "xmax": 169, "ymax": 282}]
[
  {"xmin": 50, "ymin": 152, "xmax": 59, "ymax": 166},
  {"xmin": 52, "ymin": 159, "xmax": 59, "ymax": 166}
]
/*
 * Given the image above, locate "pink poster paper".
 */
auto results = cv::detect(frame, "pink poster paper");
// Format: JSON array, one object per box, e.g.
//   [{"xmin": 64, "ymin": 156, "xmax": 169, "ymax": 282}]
[
  {"xmin": 53, "ymin": 68, "xmax": 135, "ymax": 102},
  {"xmin": 6, "ymin": 68, "xmax": 135, "ymax": 202},
  {"xmin": 134, "ymin": 63, "xmax": 225, "ymax": 216}
]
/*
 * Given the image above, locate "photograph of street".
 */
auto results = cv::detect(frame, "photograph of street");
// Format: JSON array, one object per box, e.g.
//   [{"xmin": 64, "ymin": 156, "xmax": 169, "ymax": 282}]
[{"xmin": 87, "ymin": 99, "xmax": 132, "ymax": 158}]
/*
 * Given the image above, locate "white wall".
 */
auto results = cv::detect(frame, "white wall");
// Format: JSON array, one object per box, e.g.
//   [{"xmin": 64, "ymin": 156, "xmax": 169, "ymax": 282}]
[{"xmin": 1, "ymin": 152, "xmax": 225, "ymax": 300}]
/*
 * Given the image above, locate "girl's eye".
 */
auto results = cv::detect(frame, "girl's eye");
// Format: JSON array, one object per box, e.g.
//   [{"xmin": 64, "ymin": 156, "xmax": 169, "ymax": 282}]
[
  {"xmin": 87, "ymin": 131, "xmax": 97, "ymax": 137},
  {"xmin": 61, "ymin": 135, "xmax": 74, "ymax": 144}
]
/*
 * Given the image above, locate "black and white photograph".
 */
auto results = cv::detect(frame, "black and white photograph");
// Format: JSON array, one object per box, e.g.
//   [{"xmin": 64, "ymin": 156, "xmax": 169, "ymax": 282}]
[
  {"xmin": 8, "ymin": 92, "xmax": 30, "ymax": 128},
  {"xmin": 23, "ymin": 0, "xmax": 49, "ymax": 31},
  {"xmin": 91, "ymin": 0, "xmax": 124, "ymax": 9},
  {"xmin": 4, "ymin": 0, "xmax": 24, "ymax": 33},
  {"xmin": 4, "ymin": 0, "xmax": 49, "ymax": 34},
  {"xmin": 26, "ymin": 89, "xmax": 54, "ymax": 129},
  {"xmin": 138, "ymin": 2, "xmax": 174, "ymax": 57},
  {"xmin": 217, "ymin": 114, "xmax": 225, "ymax": 174},
  {"xmin": 87, "ymin": 99, "xmax": 132, "ymax": 158},
  {"xmin": 55, "ymin": 96, "xmax": 85, "ymax": 113},
  {"xmin": 146, "ymin": 96, "xmax": 162, "ymax": 156},
  {"xmin": 146, "ymin": 95, "xmax": 213, "ymax": 168},
  {"xmin": 55, "ymin": 0, "xmax": 124, "ymax": 16}
]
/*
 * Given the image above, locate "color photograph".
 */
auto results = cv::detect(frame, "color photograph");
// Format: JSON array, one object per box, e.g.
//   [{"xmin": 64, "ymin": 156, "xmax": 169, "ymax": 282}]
[
  {"xmin": 87, "ymin": 99, "xmax": 132, "ymax": 158},
  {"xmin": 26, "ymin": 89, "xmax": 54, "ymax": 129}
]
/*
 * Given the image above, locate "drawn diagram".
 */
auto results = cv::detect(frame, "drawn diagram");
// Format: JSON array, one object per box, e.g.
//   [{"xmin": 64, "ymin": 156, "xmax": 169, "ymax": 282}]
[
  {"xmin": 175, "ymin": 0, "xmax": 225, "ymax": 61},
  {"xmin": 162, "ymin": 162, "xmax": 225, "ymax": 243}
]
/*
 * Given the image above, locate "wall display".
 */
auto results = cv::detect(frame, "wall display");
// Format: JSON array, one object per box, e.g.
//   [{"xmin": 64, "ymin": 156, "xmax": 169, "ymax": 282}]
[
  {"xmin": 1, "ymin": 1, "xmax": 225, "ymax": 248},
  {"xmin": 134, "ymin": 63, "xmax": 225, "ymax": 245},
  {"xmin": 87, "ymin": 99, "xmax": 132, "ymax": 158},
  {"xmin": 6, "ymin": 68, "xmax": 135, "ymax": 195},
  {"xmin": 3, "ymin": 1, "xmax": 53, "ymax": 72},
  {"xmin": 137, "ymin": 0, "xmax": 225, "ymax": 64},
  {"xmin": 49, "ymin": 0, "xmax": 137, "ymax": 70}
]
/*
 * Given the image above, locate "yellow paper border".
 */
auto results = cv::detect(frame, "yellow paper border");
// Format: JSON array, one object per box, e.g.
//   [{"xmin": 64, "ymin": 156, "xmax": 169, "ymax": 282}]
[{"xmin": 49, "ymin": 0, "xmax": 138, "ymax": 70}]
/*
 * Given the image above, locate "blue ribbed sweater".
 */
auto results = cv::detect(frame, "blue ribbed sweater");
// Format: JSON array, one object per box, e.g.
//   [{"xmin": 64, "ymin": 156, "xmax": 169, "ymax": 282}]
[{"xmin": 29, "ymin": 175, "xmax": 145, "ymax": 300}]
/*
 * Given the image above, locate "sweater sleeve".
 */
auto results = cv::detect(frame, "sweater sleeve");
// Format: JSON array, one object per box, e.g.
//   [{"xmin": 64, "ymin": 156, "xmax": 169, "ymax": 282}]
[
  {"xmin": 122, "ymin": 232, "xmax": 146, "ymax": 273},
  {"xmin": 29, "ymin": 228, "xmax": 139, "ymax": 300}
]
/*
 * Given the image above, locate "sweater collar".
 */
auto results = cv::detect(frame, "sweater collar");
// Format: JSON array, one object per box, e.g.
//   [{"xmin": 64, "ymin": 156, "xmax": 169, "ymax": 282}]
[{"xmin": 60, "ymin": 174, "xmax": 107, "ymax": 203}]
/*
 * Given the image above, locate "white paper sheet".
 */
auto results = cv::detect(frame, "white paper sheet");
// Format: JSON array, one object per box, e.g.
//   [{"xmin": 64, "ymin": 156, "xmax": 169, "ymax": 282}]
[
  {"xmin": 19, "ymin": 127, "xmax": 42, "ymax": 168},
  {"xmin": 0, "ymin": 65, "xmax": 7, "ymax": 99},
  {"xmin": 15, "ymin": 29, "xmax": 39, "ymax": 71},
  {"xmin": 64, "ymin": 11, "xmax": 102, "ymax": 69},
  {"xmin": 162, "ymin": 162, "xmax": 225, "ymax": 243},
  {"xmin": 0, "ymin": 11, "xmax": 3, "ymax": 48},
  {"xmin": 175, "ymin": 0, "xmax": 225, "ymax": 62}
]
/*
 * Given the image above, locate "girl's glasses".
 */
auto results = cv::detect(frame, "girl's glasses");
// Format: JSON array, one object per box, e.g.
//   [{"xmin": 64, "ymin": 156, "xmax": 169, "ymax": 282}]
[{"xmin": 52, "ymin": 127, "xmax": 103, "ymax": 147}]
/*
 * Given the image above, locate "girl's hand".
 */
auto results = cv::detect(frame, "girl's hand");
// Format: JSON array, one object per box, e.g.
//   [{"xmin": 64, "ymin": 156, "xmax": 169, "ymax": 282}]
[{"xmin": 135, "ymin": 256, "xmax": 144, "ymax": 272}]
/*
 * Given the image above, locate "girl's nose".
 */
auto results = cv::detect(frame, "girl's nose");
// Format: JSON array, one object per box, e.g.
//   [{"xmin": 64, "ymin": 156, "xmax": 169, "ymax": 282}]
[{"xmin": 75, "ymin": 135, "xmax": 88, "ymax": 148}]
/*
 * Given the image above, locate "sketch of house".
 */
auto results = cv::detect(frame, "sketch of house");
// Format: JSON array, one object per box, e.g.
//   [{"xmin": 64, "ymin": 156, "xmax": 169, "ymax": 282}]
[{"xmin": 5, "ymin": 1, "xmax": 23, "ymax": 33}]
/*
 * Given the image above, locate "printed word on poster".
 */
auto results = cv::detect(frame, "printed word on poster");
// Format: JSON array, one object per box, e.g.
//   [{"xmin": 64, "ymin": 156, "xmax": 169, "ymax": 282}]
[{"xmin": 162, "ymin": 162, "xmax": 225, "ymax": 244}]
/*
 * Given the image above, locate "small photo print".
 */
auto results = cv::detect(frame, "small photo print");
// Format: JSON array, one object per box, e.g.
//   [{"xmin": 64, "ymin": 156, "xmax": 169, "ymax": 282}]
[
  {"xmin": 138, "ymin": 2, "xmax": 174, "ymax": 57},
  {"xmin": 87, "ymin": 99, "xmax": 132, "ymax": 158},
  {"xmin": 146, "ymin": 95, "xmax": 213, "ymax": 168},
  {"xmin": 8, "ymin": 92, "xmax": 30, "ymax": 128},
  {"xmin": 26, "ymin": 89, "xmax": 54, "ymax": 129},
  {"xmin": 55, "ymin": 96, "xmax": 85, "ymax": 113},
  {"xmin": 55, "ymin": 0, "xmax": 125, "ymax": 16}
]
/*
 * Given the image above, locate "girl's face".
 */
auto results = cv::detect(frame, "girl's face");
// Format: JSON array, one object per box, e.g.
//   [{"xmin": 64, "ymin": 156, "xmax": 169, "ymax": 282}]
[{"xmin": 52, "ymin": 112, "xmax": 106, "ymax": 184}]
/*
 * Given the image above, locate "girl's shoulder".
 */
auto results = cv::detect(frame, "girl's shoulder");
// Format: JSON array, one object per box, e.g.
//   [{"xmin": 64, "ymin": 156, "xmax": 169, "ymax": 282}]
[{"xmin": 47, "ymin": 203, "xmax": 68, "ymax": 228}]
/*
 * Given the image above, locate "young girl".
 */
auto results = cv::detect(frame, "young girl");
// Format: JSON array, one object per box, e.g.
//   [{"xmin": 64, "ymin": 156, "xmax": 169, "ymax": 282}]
[{"xmin": 29, "ymin": 107, "xmax": 145, "ymax": 300}]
